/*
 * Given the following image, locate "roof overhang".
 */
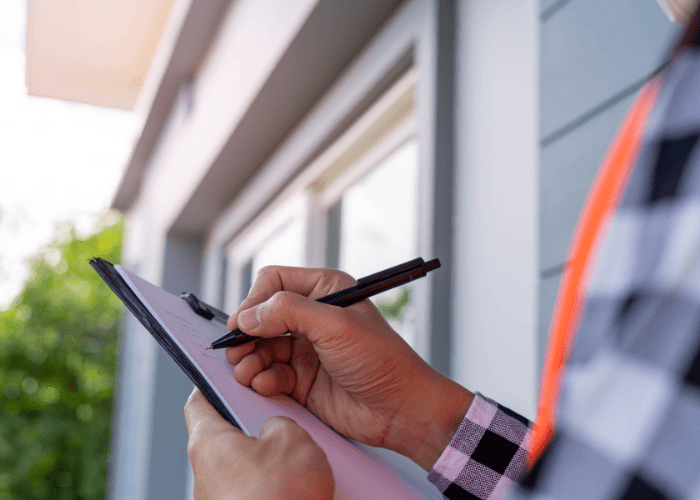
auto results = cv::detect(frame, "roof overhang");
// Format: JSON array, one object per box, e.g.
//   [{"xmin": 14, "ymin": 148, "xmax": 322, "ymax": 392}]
[
  {"xmin": 111, "ymin": 0, "xmax": 233, "ymax": 211},
  {"xmin": 25, "ymin": 0, "xmax": 178, "ymax": 109},
  {"xmin": 111, "ymin": 0, "xmax": 403, "ymax": 227}
]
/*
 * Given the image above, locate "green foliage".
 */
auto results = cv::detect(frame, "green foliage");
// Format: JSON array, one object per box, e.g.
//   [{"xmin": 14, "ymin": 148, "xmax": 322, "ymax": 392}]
[
  {"xmin": 376, "ymin": 287, "xmax": 411, "ymax": 321},
  {"xmin": 0, "ymin": 214, "xmax": 124, "ymax": 500}
]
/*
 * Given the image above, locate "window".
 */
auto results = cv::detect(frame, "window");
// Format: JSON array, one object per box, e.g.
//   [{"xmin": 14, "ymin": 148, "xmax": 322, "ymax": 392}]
[
  {"xmin": 323, "ymin": 139, "xmax": 419, "ymax": 345},
  {"xmin": 331, "ymin": 139, "xmax": 419, "ymax": 276},
  {"xmin": 222, "ymin": 70, "xmax": 422, "ymax": 347},
  {"xmin": 223, "ymin": 194, "xmax": 307, "ymax": 312}
]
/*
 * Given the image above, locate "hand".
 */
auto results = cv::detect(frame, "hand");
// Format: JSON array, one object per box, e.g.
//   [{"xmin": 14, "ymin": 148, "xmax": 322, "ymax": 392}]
[
  {"xmin": 225, "ymin": 266, "xmax": 474, "ymax": 470},
  {"xmin": 184, "ymin": 388, "xmax": 334, "ymax": 500}
]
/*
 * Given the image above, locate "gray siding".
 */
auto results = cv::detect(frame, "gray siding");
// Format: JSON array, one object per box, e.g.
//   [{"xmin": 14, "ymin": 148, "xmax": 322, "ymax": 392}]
[{"xmin": 537, "ymin": 0, "xmax": 679, "ymax": 365}]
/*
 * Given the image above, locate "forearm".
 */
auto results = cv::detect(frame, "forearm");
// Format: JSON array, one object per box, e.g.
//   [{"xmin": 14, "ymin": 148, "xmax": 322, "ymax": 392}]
[{"xmin": 384, "ymin": 368, "xmax": 474, "ymax": 471}]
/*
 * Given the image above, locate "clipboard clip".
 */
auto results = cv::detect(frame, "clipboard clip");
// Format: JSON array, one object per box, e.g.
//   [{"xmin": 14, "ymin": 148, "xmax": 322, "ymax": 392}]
[{"xmin": 180, "ymin": 293, "xmax": 229, "ymax": 325}]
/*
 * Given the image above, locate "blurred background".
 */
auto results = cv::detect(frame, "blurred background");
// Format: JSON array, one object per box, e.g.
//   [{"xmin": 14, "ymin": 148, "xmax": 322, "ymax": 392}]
[
  {"xmin": 0, "ymin": 0, "xmax": 139, "ymax": 498},
  {"xmin": 0, "ymin": 0, "xmax": 681, "ymax": 498}
]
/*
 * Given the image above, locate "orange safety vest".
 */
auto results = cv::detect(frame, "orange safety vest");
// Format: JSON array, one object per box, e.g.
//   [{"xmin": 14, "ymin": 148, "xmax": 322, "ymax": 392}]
[{"xmin": 529, "ymin": 79, "xmax": 662, "ymax": 465}]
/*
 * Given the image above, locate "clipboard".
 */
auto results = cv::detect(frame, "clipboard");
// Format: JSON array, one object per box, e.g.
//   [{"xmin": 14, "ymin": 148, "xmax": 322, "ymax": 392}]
[{"xmin": 90, "ymin": 258, "xmax": 443, "ymax": 500}]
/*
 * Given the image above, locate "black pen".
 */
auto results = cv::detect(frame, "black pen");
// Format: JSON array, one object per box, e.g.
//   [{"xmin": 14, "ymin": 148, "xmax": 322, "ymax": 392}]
[{"xmin": 204, "ymin": 257, "xmax": 440, "ymax": 350}]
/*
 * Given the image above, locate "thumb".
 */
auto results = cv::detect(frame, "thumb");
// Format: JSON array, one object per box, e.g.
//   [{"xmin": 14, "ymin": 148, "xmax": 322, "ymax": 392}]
[
  {"xmin": 259, "ymin": 416, "xmax": 319, "ymax": 448},
  {"xmin": 259, "ymin": 416, "xmax": 300, "ymax": 438},
  {"xmin": 184, "ymin": 388, "xmax": 242, "ymax": 438}
]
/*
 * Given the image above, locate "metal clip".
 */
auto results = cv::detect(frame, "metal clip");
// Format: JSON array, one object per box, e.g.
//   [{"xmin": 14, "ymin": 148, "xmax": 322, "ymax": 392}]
[{"xmin": 180, "ymin": 293, "xmax": 229, "ymax": 325}]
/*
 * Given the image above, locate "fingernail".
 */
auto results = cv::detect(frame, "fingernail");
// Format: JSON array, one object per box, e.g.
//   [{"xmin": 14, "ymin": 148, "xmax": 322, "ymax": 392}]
[{"xmin": 238, "ymin": 305, "xmax": 261, "ymax": 330}]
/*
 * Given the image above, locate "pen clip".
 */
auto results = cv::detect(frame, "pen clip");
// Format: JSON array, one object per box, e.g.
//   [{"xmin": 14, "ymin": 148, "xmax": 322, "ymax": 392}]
[
  {"xmin": 356, "ymin": 257, "xmax": 426, "ymax": 288},
  {"xmin": 180, "ymin": 293, "xmax": 229, "ymax": 325}
]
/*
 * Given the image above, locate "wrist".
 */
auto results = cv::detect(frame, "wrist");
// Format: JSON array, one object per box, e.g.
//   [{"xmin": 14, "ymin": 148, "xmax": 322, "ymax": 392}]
[{"xmin": 386, "ymin": 368, "xmax": 473, "ymax": 471}]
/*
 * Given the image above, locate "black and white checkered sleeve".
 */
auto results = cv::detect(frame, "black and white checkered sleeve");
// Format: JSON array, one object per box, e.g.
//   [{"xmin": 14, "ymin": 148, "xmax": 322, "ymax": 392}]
[{"xmin": 428, "ymin": 393, "xmax": 533, "ymax": 499}]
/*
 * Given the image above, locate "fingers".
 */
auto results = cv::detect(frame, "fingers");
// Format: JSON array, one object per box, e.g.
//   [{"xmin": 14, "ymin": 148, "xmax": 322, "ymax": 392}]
[
  {"xmin": 186, "ymin": 389, "xmax": 334, "ymax": 500},
  {"xmin": 227, "ymin": 266, "xmax": 356, "ymax": 331},
  {"xmin": 230, "ymin": 338, "xmax": 297, "ymax": 395},
  {"xmin": 251, "ymin": 362, "xmax": 297, "ymax": 395},
  {"xmin": 224, "ymin": 341, "xmax": 258, "ymax": 365},
  {"xmin": 228, "ymin": 335, "xmax": 319, "ymax": 402},
  {"xmin": 229, "ymin": 336, "xmax": 293, "ymax": 374}
]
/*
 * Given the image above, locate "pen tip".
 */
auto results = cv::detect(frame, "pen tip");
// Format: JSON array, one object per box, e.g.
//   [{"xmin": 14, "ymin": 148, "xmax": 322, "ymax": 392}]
[{"xmin": 205, "ymin": 345, "xmax": 212, "ymax": 350}]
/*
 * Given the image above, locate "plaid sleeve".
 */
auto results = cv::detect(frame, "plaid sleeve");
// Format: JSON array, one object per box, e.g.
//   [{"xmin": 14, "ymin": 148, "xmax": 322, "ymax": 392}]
[{"xmin": 427, "ymin": 393, "xmax": 533, "ymax": 499}]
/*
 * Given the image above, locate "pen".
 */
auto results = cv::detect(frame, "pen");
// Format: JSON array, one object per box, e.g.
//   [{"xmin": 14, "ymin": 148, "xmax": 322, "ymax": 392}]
[{"xmin": 205, "ymin": 257, "xmax": 441, "ymax": 350}]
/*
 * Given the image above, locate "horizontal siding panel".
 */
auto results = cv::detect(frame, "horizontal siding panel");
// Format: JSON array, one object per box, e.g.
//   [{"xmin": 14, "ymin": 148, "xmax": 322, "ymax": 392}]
[
  {"xmin": 540, "ymin": 93, "xmax": 633, "ymax": 271},
  {"xmin": 541, "ymin": 0, "xmax": 677, "ymax": 139},
  {"xmin": 538, "ymin": 272, "xmax": 562, "ymax": 371},
  {"xmin": 540, "ymin": 0, "xmax": 567, "ymax": 17}
]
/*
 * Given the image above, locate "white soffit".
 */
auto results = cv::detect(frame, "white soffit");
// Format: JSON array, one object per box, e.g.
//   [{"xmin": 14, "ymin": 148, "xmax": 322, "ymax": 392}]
[{"xmin": 25, "ymin": 0, "xmax": 177, "ymax": 109}]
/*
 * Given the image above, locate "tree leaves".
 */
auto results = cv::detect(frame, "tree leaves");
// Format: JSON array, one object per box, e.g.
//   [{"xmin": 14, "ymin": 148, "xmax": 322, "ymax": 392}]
[{"xmin": 0, "ymin": 213, "xmax": 123, "ymax": 500}]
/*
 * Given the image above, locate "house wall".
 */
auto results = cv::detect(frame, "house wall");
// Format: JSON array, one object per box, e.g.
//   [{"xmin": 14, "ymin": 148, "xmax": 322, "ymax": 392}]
[
  {"xmin": 109, "ymin": 2, "xmax": 433, "ymax": 498},
  {"xmin": 537, "ymin": 0, "xmax": 679, "ymax": 368},
  {"xmin": 107, "ymin": 0, "xmax": 685, "ymax": 498},
  {"xmin": 453, "ymin": 0, "xmax": 539, "ymax": 418}
]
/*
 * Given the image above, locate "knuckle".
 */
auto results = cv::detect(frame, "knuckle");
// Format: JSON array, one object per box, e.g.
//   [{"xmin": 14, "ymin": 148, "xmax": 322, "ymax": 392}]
[
  {"xmin": 267, "ymin": 291, "xmax": 298, "ymax": 318},
  {"xmin": 253, "ymin": 265, "xmax": 281, "ymax": 285},
  {"xmin": 280, "ymin": 363, "xmax": 296, "ymax": 393},
  {"xmin": 269, "ymin": 290, "xmax": 293, "ymax": 308},
  {"xmin": 256, "ymin": 348, "xmax": 273, "ymax": 369},
  {"xmin": 185, "ymin": 388, "xmax": 197, "ymax": 407},
  {"xmin": 262, "ymin": 416, "xmax": 298, "ymax": 440},
  {"xmin": 186, "ymin": 436, "xmax": 201, "ymax": 463},
  {"xmin": 183, "ymin": 390, "xmax": 198, "ymax": 422},
  {"xmin": 272, "ymin": 415, "xmax": 297, "ymax": 432},
  {"xmin": 267, "ymin": 291, "xmax": 301, "ymax": 332},
  {"xmin": 253, "ymin": 266, "xmax": 272, "ymax": 280},
  {"xmin": 269, "ymin": 362, "xmax": 295, "ymax": 394},
  {"xmin": 286, "ymin": 420, "xmax": 312, "ymax": 443}
]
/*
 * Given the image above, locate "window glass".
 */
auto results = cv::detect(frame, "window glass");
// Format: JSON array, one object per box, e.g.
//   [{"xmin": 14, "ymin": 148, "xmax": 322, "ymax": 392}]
[
  {"xmin": 336, "ymin": 138, "xmax": 419, "ymax": 346},
  {"xmin": 250, "ymin": 218, "xmax": 305, "ymax": 277},
  {"xmin": 337, "ymin": 138, "xmax": 418, "ymax": 275}
]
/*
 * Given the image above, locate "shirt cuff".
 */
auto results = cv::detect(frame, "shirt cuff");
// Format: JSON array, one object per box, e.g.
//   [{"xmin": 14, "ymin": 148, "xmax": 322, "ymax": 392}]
[{"xmin": 427, "ymin": 392, "xmax": 533, "ymax": 500}]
